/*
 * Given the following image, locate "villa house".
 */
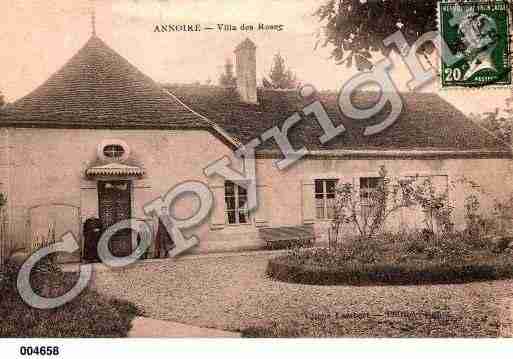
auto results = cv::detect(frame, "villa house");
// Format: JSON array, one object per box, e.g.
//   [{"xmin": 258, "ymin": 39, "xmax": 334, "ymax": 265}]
[{"xmin": 0, "ymin": 33, "xmax": 511, "ymax": 262}]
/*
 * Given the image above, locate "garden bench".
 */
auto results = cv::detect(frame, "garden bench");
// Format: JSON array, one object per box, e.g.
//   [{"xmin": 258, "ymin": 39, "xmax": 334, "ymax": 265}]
[{"xmin": 258, "ymin": 224, "xmax": 316, "ymax": 250}]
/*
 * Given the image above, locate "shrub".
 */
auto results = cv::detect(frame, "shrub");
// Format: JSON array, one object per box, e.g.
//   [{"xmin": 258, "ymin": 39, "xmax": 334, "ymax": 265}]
[
  {"xmin": 0, "ymin": 260, "xmax": 141, "ymax": 337},
  {"xmin": 267, "ymin": 255, "xmax": 513, "ymax": 286},
  {"xmin": 267, "ymin": 232, "xmax": 513, "ymax": 286},
  {"xmin": 328, "ymin": 167, "xmax": 455, "ymax": 248}
]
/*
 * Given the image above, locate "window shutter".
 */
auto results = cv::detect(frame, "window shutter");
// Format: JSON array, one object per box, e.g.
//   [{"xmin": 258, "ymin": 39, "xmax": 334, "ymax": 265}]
[
  {"xmin": 210, "ymin": 185, "xmax": 226, "ymax": 230},
  {"xmin": 254, "ymin": 184, "xmax": 269, "ymax": 227},
  {"xmin": 302, "ymin": 180, "xmax": 315, "ymax": 224}
]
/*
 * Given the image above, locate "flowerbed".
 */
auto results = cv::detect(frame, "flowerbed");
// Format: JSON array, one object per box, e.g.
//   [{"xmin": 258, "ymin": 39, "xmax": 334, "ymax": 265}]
[{"xmin": 267, "ymin": 232, "xmax": 513, "ymax": 285}]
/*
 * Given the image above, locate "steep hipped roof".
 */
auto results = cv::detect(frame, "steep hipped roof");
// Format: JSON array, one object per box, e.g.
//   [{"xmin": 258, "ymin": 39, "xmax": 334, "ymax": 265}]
[
  {"xmin": 164, "ymin": 84, "xmax": 511, "ymax": 157},
  {"xmin": 0, "ymin": 36, "xmax": 223, "ymax": 134}
]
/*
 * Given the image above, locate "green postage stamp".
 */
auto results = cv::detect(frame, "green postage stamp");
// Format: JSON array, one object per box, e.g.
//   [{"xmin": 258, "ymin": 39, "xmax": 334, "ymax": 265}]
[{"xmin": 440, "ymin": 1, "xmax": 512, "ymax": 88}]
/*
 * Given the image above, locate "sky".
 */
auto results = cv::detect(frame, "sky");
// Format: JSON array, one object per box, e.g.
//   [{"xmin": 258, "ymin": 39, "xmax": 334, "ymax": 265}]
[{"xmin": 0, "ymin": 0, "xmax": 511, "ymax": 115}]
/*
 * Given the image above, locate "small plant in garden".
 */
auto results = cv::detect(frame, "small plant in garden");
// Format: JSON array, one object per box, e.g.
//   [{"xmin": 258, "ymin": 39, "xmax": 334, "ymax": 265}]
[
  {"xmin": 329, "ymin": 166, "xmax": 414, "ymax": 246},
  {"xmin": 457, "ymin": 176, "xmax": 513, "ymax": 241},
  {"xmin": 328, "ymin": 166, "xmax": 454, "ymax": 246},
  {"xmin": 465, "ymin": 193, "xmax": 482, "ymax": 233},
  {"xmin": 31, "ymin": 222, "xmax": 59, "ymax": 273},
  {"xmin": 411, "ymin": 177, "xmax": 454, "ymax": 236},
  {"xmin": 493, "ymin": 194, "xmax": 513, "ymax": 236},
  {"xmin": 463, "ymin": 192, "xmax": 496, "ymax": 240}
]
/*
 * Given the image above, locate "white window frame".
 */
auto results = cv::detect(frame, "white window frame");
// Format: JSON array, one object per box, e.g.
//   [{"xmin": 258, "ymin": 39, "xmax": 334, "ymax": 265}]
[
  {"xmin": 315, "ymin": 179, "xmax": 338, "ymax": 220},
  {"xmin": 98, "ymin": 139, "xmax": 130, "ymax": 162},
  {"xmin": 359, "ymin": 177, "xmax": 384, "ymax": 224},
  {"xmin": 103, "ymin": 144, "xmax": 125, "ymax": 159},
  {"xmin": 359, "ymin": 177, "xmax": 383, "ymax": 205},
  {"xmin": 224, "ymin": 181, "xmax": 251, "ymax": 225}
]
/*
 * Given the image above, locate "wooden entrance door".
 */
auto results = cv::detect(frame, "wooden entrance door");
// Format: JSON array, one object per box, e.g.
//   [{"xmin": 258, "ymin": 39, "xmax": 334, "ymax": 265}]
[{"xmin": 98, "ymin": 180, "xmax": 132, "ymax": 257}]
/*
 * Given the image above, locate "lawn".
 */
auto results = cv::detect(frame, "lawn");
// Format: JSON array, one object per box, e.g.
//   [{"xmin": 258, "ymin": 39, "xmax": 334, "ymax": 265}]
[
  {"xmin": 0, "ymin": 260, "xmax": 141, "ymax": 337},
  {"xmin": 90, "ymin": 252, "xmax": 513, "ymax": 337}
]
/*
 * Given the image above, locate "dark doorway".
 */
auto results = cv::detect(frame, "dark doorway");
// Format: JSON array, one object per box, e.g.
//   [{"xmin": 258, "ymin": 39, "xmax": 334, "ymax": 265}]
[
  {"xmin": 83, "ymin": 217, "xmax": 102, "ymax": 262},
  {"xmin": 98, "ymin": 180, "xmax": 132, "ymax": 257}
]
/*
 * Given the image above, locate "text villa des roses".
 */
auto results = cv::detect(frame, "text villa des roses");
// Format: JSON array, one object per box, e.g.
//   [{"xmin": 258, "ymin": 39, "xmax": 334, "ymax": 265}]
[{"xmin": 154, "ymin": 23, "xmax": 285, "ymax": 32}]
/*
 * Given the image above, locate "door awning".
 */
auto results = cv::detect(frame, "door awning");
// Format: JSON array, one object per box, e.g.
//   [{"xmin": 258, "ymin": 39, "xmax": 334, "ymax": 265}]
[{"xmin": 86, "ymin": 163, "xmax": 145, "ymax": 178}]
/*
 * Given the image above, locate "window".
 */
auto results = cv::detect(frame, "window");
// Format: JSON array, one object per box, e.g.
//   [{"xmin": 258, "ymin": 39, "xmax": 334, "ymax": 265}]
[
  {"xmin": 360, "ymin": 177, "xmax": 383, "ymax": 201},
  {"xmin": 225, "ymin": 181, "xmax": 250, "ymax": 224},
  {"xmin": 98, "ymin": 139, "xmax": 130, "ymax": 162},
  {"xmin": 315, "ymin": 179, "xmax": 338, "ymax": 220},
  {"xmin": 360, "ymin": 177, "xmax": 384, "ymax": 222},
  {"xmin": 103, "ymin": 144, "xmax": 125, "ymax": 159}
]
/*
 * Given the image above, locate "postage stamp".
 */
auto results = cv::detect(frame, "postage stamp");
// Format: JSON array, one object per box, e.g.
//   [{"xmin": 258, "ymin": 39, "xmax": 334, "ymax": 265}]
[{"xmin": 439, "ymin": 1, "xmax": 512, "ymax": 88}]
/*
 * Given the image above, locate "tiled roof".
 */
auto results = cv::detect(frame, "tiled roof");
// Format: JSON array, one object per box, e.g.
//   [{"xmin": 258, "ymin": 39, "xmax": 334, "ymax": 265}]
[
  {"xmin": 0, "ymin": 34, "xmax": 509, "ymax": 157},
  {"xmin": 0, "ymin": 36, "xmax": 211, "ymax": 131},
  {"xmin": 164, "ymin": 84, "xmax": 511, "ymax": 155}
]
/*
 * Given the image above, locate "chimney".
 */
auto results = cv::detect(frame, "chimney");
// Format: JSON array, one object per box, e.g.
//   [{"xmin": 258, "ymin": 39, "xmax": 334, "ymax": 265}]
[{"xmin": 234, "ymin": 38, "xmax": 257, "ymax": 104}]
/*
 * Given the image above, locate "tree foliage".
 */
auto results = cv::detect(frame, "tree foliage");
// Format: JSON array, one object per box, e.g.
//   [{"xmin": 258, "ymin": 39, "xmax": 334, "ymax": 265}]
[
  {"xmin": 329, "ymin": 166, "xmax": 412, "ymax": 244},
  {"xmin": 328, "ymin": 166, "xmax": 453, "ymax": 246},
  {"xmin": 264, "ymin": 53, "xmax": 298, "ymax": 89},
  {"xmin": 474, "ymin": 101, "xmax": 513, "ymax": 144},
  {"xmin": 411, "ymin": 176, "xmax": 454, "ymax": 235},
  {"xmin": 314, "ymin": 0, "xmax": 438, "ymax": 69},
  {"xmin": 219, "ymin": 59, "xmax": 237, "ymax": 87},
  {"xmin": 459, "ymin": 176, "xmax": 513, "ymax": 237}
]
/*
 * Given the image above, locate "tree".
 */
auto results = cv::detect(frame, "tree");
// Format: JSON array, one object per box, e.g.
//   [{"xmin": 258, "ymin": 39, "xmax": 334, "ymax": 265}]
[
  {"xmin": 479, "ymin": 108, "xmax": 512, "ymax": 144},
  {"xmin": 328, "ymin": 166, "xmax": 453, "ymax": 247},
  {"xmin": 469, "ymin": 95, "xmax": 513, "ymax": 145},
  {"xmin": 411, "ymin": 176, "xmax": 454, "ymax": 235},
  {"xmin": 0, "ymin": 91, "xmax": 5, "ymax": 108},
  {"xmin": 314, "ymin": 0, "xmax": 437, "ymax": 70},
  {"xmin": 219, "ymin": 59, "xmax": 237, "ymax": 87},
  {"xmin": 329, "ymin": 166, "xmax": 415, "ymax": 245},
  {"xmin": 265, "ymin": 53, "xmax": 298, "ymax": 89}
]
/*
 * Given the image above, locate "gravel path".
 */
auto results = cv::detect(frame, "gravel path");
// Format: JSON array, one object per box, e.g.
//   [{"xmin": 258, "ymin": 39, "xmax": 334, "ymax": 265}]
[
  {"xmin": 91, "ymin": 252, "xmax": 513, "ymax": 337},
  {"xmin": 129, "ymin": 317, "xmax": 240, "ymax": 337}
]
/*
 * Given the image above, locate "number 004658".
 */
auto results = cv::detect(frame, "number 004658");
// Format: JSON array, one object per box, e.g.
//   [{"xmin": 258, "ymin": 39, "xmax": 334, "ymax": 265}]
[{"xmin": 20, "ymin": 346, "xmax": 60, "ymax": 356}]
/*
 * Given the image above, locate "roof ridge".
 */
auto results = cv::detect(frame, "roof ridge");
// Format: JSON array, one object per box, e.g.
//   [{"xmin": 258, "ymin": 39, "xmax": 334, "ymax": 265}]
[{"xmin": 163, "ymin": 89, "xmax": 241, "ymax": 147}]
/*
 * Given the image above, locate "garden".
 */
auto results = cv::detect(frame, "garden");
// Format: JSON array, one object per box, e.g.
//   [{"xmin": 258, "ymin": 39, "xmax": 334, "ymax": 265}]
[
  {"xmin": 0, "ymin": 257, "xmax": 140, "ymax": 337},
  {"xmin": 268, "ymin": 166, "xmax": 513, "ymax": 286},
  {"xmin": 267, "ymin": 231, "xmax": 513, "ymax": 286}
]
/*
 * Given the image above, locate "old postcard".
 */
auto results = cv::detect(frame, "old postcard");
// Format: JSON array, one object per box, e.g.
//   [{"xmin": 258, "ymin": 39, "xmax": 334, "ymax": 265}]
[{"xmin": 2, "ymin": 0, "xmax": 513, "ymax": 353}]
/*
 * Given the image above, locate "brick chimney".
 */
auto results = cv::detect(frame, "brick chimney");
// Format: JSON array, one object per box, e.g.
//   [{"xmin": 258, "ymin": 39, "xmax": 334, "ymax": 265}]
[{"xmin": 234, "ymin": 38, "xmax": 257, "ymax": 104}]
